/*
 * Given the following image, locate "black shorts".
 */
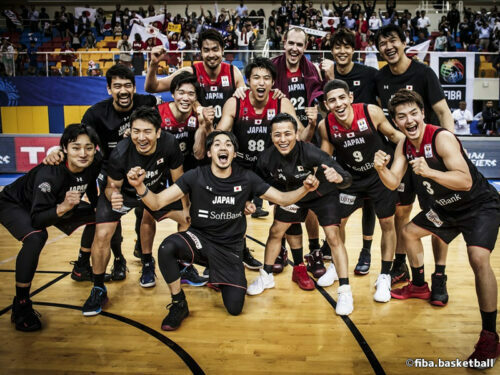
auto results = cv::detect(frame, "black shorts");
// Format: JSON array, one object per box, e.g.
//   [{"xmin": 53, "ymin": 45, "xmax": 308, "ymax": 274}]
[
  {"xmin": 95, "ymin": 193, "xmax": 182, "ymax": 223},
  {"xmin": 170, "ymin": 228, "xmax": 247, "ymax": 289},
  {"xmin": 396, "ymin": 169, "xmax": 417, "ymax": 206},
  {"xmin": 0, "ymin": 198, "xmax": 95, "ymax": 241},
  {"xmin": 412, "ymin": 199, "xmax": 500, "ymax": 251},
  {"xmin": 339, "ymin": 173, "xmax": 397, "ymax": 219},
  {"xmin": 275, "ymin": 191, "xmax": 341, "ymax": 227}
]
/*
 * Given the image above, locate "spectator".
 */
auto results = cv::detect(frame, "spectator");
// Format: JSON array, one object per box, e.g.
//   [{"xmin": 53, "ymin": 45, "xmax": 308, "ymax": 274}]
[
  {"xmin": 363, "ymin": 1, "xmax": 377, "ymax": 19},
  {"xmin": 344, "ymin": 12, "xmax": 356, "ymax": 30},
  {"xmin": 267, "ymin": 19, "xmax": 280, "ymax": 50},
  {"xmin": 1, "ymin": 38, "xmax": 16, "ymax": 77},
  {"xmin": 29, "ymin": 5, "xmax": 39, "ymax": 33},
  {"xmin": 113, "ymin": 23, "xmax": 123, "ymax": 38},
  {"xmin": 27, "ymin": 40, "xmax": 38, "ymax": 75},
  {"xmin": 60, "ymin": 41, "xmax": 76, "ymax": 76},
  {"xmin": 364, "ymin": 36, "xmax": 379, "ymax": 69},
  {"xmin": 417, "ymin": 10, "xmax": 431, "ymax": 37},
  {"xmin": 132, "ymin": 33, "xmax": 145, "ymax": 75},
  {"xmin": 369, "ymin": 13, "xmax": 382, "ymax": 33},
  {"xmin": 447, "ymin": 2, "xmax": 460, "ymax": 39},
  {"xmin": 438, "ymin": 16, "xmax": 449, "ymax": 32},
  {"xmin": 446, "ymin": 30, "xmax": 457, "ymax": 51},
  {"xmin": 452, "ymin": 101, "xmax": 473, "ymax": 135},
  {"xmin": 95, "ymin": 8, "xmax": 106, "ymax": 35},
  {"xmin": 415, "ymin": 31, "xmax": 427, "ymax": 45},
  {"xmin": 117, "ymin": 34, "xmax": 132, "ymax": 68},
  {"xmin": 79, "ymin": 12, "xmax": 92, "ymax": 33},
  {"xmin": 321, "ymin": 32, "xmax": 333, "ymax": 52},
  {"xmin": 68, "ymin": 19, "xmax": 84, "ymax": 49},
  {"xmin": 83, "ymin": 30, "xmax": 96, "ymax": 49},
  {"xmin": 482, "ymin": 100, "xmax": 500, "ymax": 136},
  {"xmin": 236, "ymin": 1, "xmax": 248, "ymax": 18},
  {"xmin": 111, "ymin": 5, "xmax": 123, "ymax": 30},
  {"xmin": 478, "ymin": 22, "xmax": 492, "ymax": 51},
  {"xmin": 434, "ymin": 30, "xmax": 447, "ymax": 51},
  {"xmin": 234, "ymin": 23, "xmax": 253, "ymax": 66}
]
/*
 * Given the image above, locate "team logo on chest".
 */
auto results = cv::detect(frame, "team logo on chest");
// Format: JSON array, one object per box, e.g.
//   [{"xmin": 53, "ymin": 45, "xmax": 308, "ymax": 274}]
[
  {"xmin": 254, "ymin": 119, "xmax": 262, "ymax": 125},
  {"xmin": 164, "ymin": 118, "xmax": 171, "ymax": 126},
  {"xmin": 291, "ymin": 77, "xmax": 298, "ymax": 83},
  {"xmin": 406, "ymin": 85, "xmax": 413, "ymax": 90},
  {"xmin": 424, "ymin": 144, "xmax": 433, "ymax": 158},
  {"xmin": 357, "ymin": 119, "xmax": 368, "ymax": 131},
  {"xmin": 221, "ymin": 76, "xmax": 229, "ymax": 87},
  {"xmin": 267, "ymin": 109, "xmax": 276, "ymax": 120},
  {"xmin": 354, "ymin": 80, "xmax": 360, "ymax": 86},
  {"xmin": 157, "ymin": 158, "xmax": 164, "ymax": 165},
  {"xmin": 210, "ymin": 86, "xmax": 218, "ymax": 92},
  {"xmin": 346, "ymin": 132, "xmax": 355, "ymax": 138},
  {"xmin": 188, "ymin": 116, "xmax": 197, "ymax": 128}
]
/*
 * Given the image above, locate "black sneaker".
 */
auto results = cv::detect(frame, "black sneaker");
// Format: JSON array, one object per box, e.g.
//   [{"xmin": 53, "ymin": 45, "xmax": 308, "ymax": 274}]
[
  {"xmin": 140, "ymin": 262, "xmax": 156, "ymax": 288},
  {"xmin": 354, "ymin": 248, "xmax": 371, "ymax": 275},
  {"xmin": 161, "ymin": 300, "xmax": 189, "ymax": 331},
  {"xmin": 202, "ymin": 267, "xmax": 209, "ymax": 279},
  {"xmin": 11, "ymin": 297, "xmax": 42, "ymax": 332},
  {"xmin": 272, "ymin": 246, "xmax": 288, "ymax": 274},
  {"xmin": 305, "ymin": 249, "xmax": 326, "ymax": 278},
  {"xmin": 243, "ymin": 247, "xmax": 262, "ymax": 270},
  {"xmin": 70, "ymin": 261, "xmax": 92, "ymax": 281},
  {"xmin": 390, "ymin": 261, "xmax": 410, "ymax": 285},
  {"xmin": 320, "ymin": 240, "xmax": 332, "ymax": 260},
  {"xmin": 430, "ymin": 273, "xmax": 448, "ymax": 306},
  {"xmin": 133, "ymin": 240, "xmax": 142, "ymax": 259},
  {"xmin": 82, "ymin": 286, "xmax": 108, "ymax": 316},
  {"xmin": 251, "ymin": 207, "xmax": 269, "ymax": 218},
  {"xmin": 180, "ymin": 264, "xmax": 207, "ymax": 286},
  {"xmin": 111, "ymin": 257, "xmax": 127, "ymax": 281}
]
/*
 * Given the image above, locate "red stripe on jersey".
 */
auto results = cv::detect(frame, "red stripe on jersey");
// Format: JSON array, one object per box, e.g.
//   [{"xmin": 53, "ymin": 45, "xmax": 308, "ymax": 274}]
[
  {"xmin": 194, "ymin": 61, "xmax": 233, "ymax": 87},
  {"xmin": 157, "ymin": 102, "xmax": 198, "ymax": 130},
  {"xmin": 238, "ymin": 90, "xmax": 279, "ymax": 119},
  {"xmin": 286, "ymin": 67, "xmax": 302, "ymax": 79},
  {"xmin": 327, "ymin": 103, "xmax": 374, "ymax": 133}
]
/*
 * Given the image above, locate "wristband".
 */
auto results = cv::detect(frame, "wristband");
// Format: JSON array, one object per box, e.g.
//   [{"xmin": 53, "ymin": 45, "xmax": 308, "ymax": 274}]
[{"xmin": 137, "ymin": 186, "xmax": 149, "ymax": 199}]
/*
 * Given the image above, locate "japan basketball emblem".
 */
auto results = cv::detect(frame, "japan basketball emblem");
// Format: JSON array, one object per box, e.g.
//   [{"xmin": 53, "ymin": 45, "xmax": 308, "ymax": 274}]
[
  {"xmin": 267, "ymin": 109, "xmax": 276, "ymax": 120},
  {"xmin": 188, "ymin": 116, "xmax": 197, "ymax": 128},
  {"xmin": 424, "ymin": 144, "xmax": 433, "ymax": 158},
  {"xmin": 221, "ymin": 76, "xmax": 229, "ymax": 87},
  {"xmin": 357, "ymin": 119, "xmax": 368, "ymax": 131}
]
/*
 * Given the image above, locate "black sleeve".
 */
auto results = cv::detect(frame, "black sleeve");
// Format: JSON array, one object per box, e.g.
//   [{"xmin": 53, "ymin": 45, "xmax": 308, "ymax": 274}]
[
  {"xmin": 424, "ymin": 66, "xmax": 446, "ymax": 106},
  {"xmin": 81, "ymin": 107, "xmax": 97, "ymax": 129},
  {"xmin": 174, "ymin": 168, "xmax": 196, "ymax": 194},
  {"xmin": 247, "ymin": 170, "xmax": 271, "ymax": 198},
  {"xmin": 107, "ymin": 146, "xmax": 126, "ymax": 182},
  {"xmin": 165, "ymin": 135, "xmax": 184, "ymax": 170},
  {"xmin": 255, "ymin": 149, "xmax": 272, "ymax": 181},
  {"xmin": 30, "ymin": 170, "xmax": 63, "ymax": 229}
]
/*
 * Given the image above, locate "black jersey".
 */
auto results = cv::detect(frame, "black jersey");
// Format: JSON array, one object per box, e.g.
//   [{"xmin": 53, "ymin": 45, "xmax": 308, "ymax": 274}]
[
  {"xmin": 256, "ymin": 141, "xmax": 351, "ymax": 202},
  {"xmin": 334, "ymin": 63, "xmax": 378, "ymax": 105},
  {"xmin": 326, "ymin": 103, "xmax": 386, "ymax": 178},
  {"xmin": 404, "ymin": 124, "xmax": 497, "ymax": 214},
  {"xmin": 233, "ymin": 92, "xmax": 281, "ymax": 170},
  {"xmin": 107, "ymin": 131, "xmax": 183, "ymax": 205},
  {"xmin": 375, "ymin": 60, "xmax": 445, "ymax": 126},
  {"xmin": 0, "ymin": 155, "xmax": 101, "ymax": 229},
  {"xmin": 175, "ymin": 164, "xmax": 270, "ymax": 246},
  {"xmin": 82, "ymin": 94, "xmax": 160, "ymax": 159}
]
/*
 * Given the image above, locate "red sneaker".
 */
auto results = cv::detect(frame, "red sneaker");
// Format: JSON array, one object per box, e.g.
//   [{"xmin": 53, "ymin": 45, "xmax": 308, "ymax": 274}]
[
  {"xmin": 292, "ymin": 264, "xmax": 315, "ymax": 290},
  {"xmin": 468, "ymin": 330, "xmax": 500, "ymax": 369},
  {"xmin": 390, "ymin": 282, "xmax": 431, "ymax": 300}
]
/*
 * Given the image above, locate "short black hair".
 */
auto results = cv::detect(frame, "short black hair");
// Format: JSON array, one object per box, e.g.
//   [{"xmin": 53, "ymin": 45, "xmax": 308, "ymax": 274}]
[
  {"xmin": 198, "ymin": 29, "xmax": 225, "ymax": 50},
  {"xmin": 271, "ymin": 113, "xmax": 298, "ymax": 132},
  {"xmin": 60, "ymin": 123, "xmax": 101, "ymax": 151},
  {"xmin": 106, "ymin": 64, "xmax": 135, "ymax": 87},
  {"xmin": 170, "ymin": 71, "xmax": 201, "ymax": 99},
  {"xmin": 206, "ymin": 130, "xmax": 239, "ymax": 153},
  {"xmin": 130, "ymin": 106, "xmax": 162, "ymax": 131},
  {"xmin": 244, "ymin": 56, "xmax": 276, "ymax": 81},
  {"xmin": 375, "ymin": 24, "xmax": 406, "ymax": 48},
  {"xmin": 388, "ymin": 89, "xmax": 424, "ymax": 118},
  {"xmin": 332, "ymin": 28, "xmax": 356, "ymax": 49},
  {"xmin": 324, "ymin": 79, "xmax": 350, "ymax": 97}
]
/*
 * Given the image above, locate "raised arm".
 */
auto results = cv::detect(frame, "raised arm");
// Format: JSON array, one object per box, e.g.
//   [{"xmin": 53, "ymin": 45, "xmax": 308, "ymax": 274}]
[
  {"xmin": 432, "ymin": 98, "xmax": 454, "ymax": 132},
  {"xmin": 145, "ymin": 47, "xmax": 194, "ymax": 93},
  {"xmin": 368, "ymin": 104, "xmax": 405, "ymax": 144},
  {"xmin": 261, "ymin": 174, "xmax": 319, "ymax": 206}
]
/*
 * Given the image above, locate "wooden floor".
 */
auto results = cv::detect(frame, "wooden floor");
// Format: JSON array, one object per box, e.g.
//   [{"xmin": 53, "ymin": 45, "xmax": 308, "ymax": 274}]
[{"xmin": 0, "ymin": 203, "xmax": 499, "ymax": 375}]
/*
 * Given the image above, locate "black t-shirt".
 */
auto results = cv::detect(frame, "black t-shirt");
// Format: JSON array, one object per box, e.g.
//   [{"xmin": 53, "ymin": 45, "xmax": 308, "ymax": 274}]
[
  {"xmin": 82, "ymin": 93, "xmax": 160, "ymax": 159},
  {"xmin": 335, "ymin": 63, "xmax": 378, "ymax": 105},
  {"xmin": 107, "ymin": 131, "xmax": 183, "ymax": 204},
  {"xmin": 256, "ymin": 141, "xmax": 351, "ymax": 202},
  {"xmin": 375, "ymin": 60, "xmax": 445, "ymax": 126},
  {"xmin": 0, "ymin": 154, "xmax": 102, "ymax": 229},
  {"xmin": 175, "ymin": 164, "xmax": 270, "ymax": 246}
]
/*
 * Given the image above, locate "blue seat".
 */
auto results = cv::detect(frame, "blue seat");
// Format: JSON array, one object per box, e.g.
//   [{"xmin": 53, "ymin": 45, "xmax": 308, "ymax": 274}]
[{"xmin": 232, "ymin": 60, "xmax": 244, "ymax": 70}]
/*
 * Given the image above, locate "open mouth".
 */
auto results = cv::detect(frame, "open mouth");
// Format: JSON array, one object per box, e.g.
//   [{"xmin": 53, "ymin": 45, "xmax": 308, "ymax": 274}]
[
  {"xmin": 138, "ymin": 142, "xmax": 149, "ymax": 150},
  {"xmin": 406, "ymin": 124, "xmax": 418, "ymax": 136},
  {"xmin": 335, "ymin": 107, "xmax": 346, "ymax": 116},
  {"xmin": 218, "ymin": 152, "xmax": 229, "ymax": 164},
  {"xmin": 385, "ymin": 49, "xmax": 397, "ymax": 59},
  {"xmin": 118, "ymin": 94, "xmax": 131, "ymax": 105},
  {"xmin": 278, "ymin": 143, "xmax": 289, "ymax": 151}
]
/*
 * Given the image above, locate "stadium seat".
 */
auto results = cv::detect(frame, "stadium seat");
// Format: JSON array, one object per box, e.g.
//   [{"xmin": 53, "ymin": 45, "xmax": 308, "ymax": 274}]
[
  {"xmin": 232, "ymin": 60, "xmax": 244, "ymax": 70},
  {"xmin": 378, "ymin": 61, "xmax": 388, "ymax": 69}
]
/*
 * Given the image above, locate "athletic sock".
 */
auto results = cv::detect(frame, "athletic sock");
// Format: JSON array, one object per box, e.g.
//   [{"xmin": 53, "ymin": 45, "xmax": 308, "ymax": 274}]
[
  {"xmin": 434, "ymin": 264, "xmax": 446, "ymax": 276},
  {"xmin": 411, "ymin": 266, "xmax": 425, "ymax": 286},
  {"xmin": 143, "ymin": 253, "xmax": 153, "ymax": 264},
  {"xmin": 291, "ymin": 248, "xmax": 303, "ymax": 266},
  {"xmin": 381, "ymin": 260, "xmax": 392, "ymax": 274},
  {"xmin": 263, "ymin": 264, "xmax": 273, "ymax": 274},
  {"xmin": 339, "ymin": 278, "xmax": 349, "ymax": 286},
  {"xmin": 93, "ymin": 273, "xmax": 105, "ymax": 289},
  {"xmin": 362, "ymin": 239, "xmax": 372, "ymax": 251},
  {"xmin": 16, "ymin": 285, "xmax": 30, "ymax": 301},
  {"xmin": 77, "ymin": 248, "xmax": 91, "ymax": 266},
  {"xmin": 309, "ymin": 238, "xmax": 319, "ymax": 250},
  {"xmin": 172, "ymin": 289, "xmax": 186, "ymax": 303},
  {"xmin": 394, "ymin": 253, "xmax": 406, "ymax": 267},
  {"xmin": 480, "ymin": 310, "xmax": 497, "ymax": 333}
]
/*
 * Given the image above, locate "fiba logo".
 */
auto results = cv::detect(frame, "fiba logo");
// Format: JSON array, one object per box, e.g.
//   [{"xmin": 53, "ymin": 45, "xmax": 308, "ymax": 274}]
[{"xmin": 440, "ymin": 59, "xmax": 464, "ymax": 84}]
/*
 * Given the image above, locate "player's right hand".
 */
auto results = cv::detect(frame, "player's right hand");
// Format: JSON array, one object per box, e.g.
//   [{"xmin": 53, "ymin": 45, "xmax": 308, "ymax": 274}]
[
  {"xmin": 374, "ymin": 150, "xmax": 391, "ymax": 170},
  {"xmin": 63, "ymin": 190, "xmax": 82, "ymax": 209},
  {"xmin": 200, "ymin": 106, "xmax": 215, "ymax": 127},
  {"xmin": 43, "ymin": 149, "xmax": 64, "ymax": 165},
  {"xmin": 320, "ymin": 58, "xmax": 335, "ymax": 79},
  {"xmin": 303, "ymin": 174, "xmax": 320, "ymax": 192},
  {"xmin": 127, "ymin": 167, "xmax": 146, "ymax": 188},
  {"xmin": 244, "ymin": 201, "xmax": 256, "ymax": 215},
  {"xmin": 109, "ymin": 182, "xmax": 123, "ymax": 210},
  {"xmin": 151, "ymin": 46, "xmax": 167, "ymax": 65}
]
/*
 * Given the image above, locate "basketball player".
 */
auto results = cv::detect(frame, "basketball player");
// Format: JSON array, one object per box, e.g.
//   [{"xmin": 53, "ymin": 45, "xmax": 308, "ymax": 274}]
[
  {"xmin": 317, "ymin": 79, "xmax": 404, "ymax": 303},
  {"xmin": 248, "ymin": 113, "xmax": 356, "ymax": 315},
  {"xmin": 374, "ymin": 89, "xmax": 500, "ymax": 368},
  {"xmin": 145, "ymin": 29, "xmax": 245, "ymax": 127},
  {"xmin": 375, "ymin": 24, "xmax": 454, "ymax": 296},
  {"xmin": 44, "ymin": 65, "xmax": 162, "ymax": 281},
  {"xmin": 321, "ymin": 28, "xmax": 379, "ymax": 275},
  {"xmin": 82, "ymin": 106, "xmax": 189, "ymax": 316},
  {"xmin": 0, "ymin": 124, "xmax": 101, "ymax": 331},
  {"xmin": 124, "ymin": 130, "xmax": 320, "ymax": 330}
]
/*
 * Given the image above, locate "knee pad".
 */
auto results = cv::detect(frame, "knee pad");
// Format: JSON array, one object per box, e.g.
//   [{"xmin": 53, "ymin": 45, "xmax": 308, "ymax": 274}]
[
  {"xmin": 80, "ymin": 224, "xmax": 95, "ymax": 249},
  {"xmin": 286, "ymin": 223, "xmax": 303, "ymax": 236}
]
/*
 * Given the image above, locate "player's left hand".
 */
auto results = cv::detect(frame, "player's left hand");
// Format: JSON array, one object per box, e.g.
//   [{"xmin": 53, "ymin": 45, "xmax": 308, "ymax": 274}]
[
  {"xmin": 123, "ymin": 128, "xmax": 131, "ymax": 138},
  {"xmin": 305, "ymin": 106, "xmax": 318, "ymax": 128},
  {"xmin": 303, "ymin": 174, "xmax": 319, "ymax": 191},
  {"xmin": 244, "ymin": 201, "xmax": 256, "ymax": 215},
  {"xmin": 322, "ymin": 163, "xmax": 343, "ymax": 183},
  {"xmin": 409, "ymin": 157, "xmax": 431, "ymax": 177},
  {"xmin": 233, "ymin": 86, "xmax": 249, "ymax": 100},
  {"xmin": 271, "ymin": 89, "xmax": 286, "ymax": 100}
]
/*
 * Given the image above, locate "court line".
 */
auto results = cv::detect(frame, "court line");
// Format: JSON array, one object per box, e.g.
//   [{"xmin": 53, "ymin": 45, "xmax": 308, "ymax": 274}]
[
  {"xmin": 246, "ymin": 234, "xmax": 386, "ymax": 375},
  {"xmin": 0, "ymin": 272, "xmax": 205, "ymax": 374}
]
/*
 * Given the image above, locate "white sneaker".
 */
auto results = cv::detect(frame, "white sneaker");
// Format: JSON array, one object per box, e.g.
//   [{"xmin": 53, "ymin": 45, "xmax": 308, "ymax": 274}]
[
  {"xmin": 317, "ymin": 263, "xmax": 339, "ymax": 287},
  {"xmin": 246, "ymin": 269, "xmax": 275, "ymax": 295},
  {"xmin": 336, "ymin": 284, "xmax": 353, "ymax": 316},
  {"xmin": 373, "ymin": 273, "xmax": 392, "ymax": 302}
]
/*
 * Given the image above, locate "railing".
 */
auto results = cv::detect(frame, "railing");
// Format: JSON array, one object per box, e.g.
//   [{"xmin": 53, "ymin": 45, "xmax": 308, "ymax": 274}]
[{"xmin": 0, "ymin": 49, "xmax": 498, "ymax": 78}]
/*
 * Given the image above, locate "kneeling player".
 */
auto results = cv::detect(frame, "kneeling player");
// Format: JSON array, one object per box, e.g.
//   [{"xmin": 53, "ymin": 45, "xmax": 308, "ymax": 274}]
[
  {"xmin": 0, "ymin": 124, "xmax": 101, "ymax": 331},
  {"xmin": 125, "ymin": 131, "xmax": 320, "ymax": 330},
  {"xmin": 374, "ymin": 89, "xmax": 500, "ymax": 367}
]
